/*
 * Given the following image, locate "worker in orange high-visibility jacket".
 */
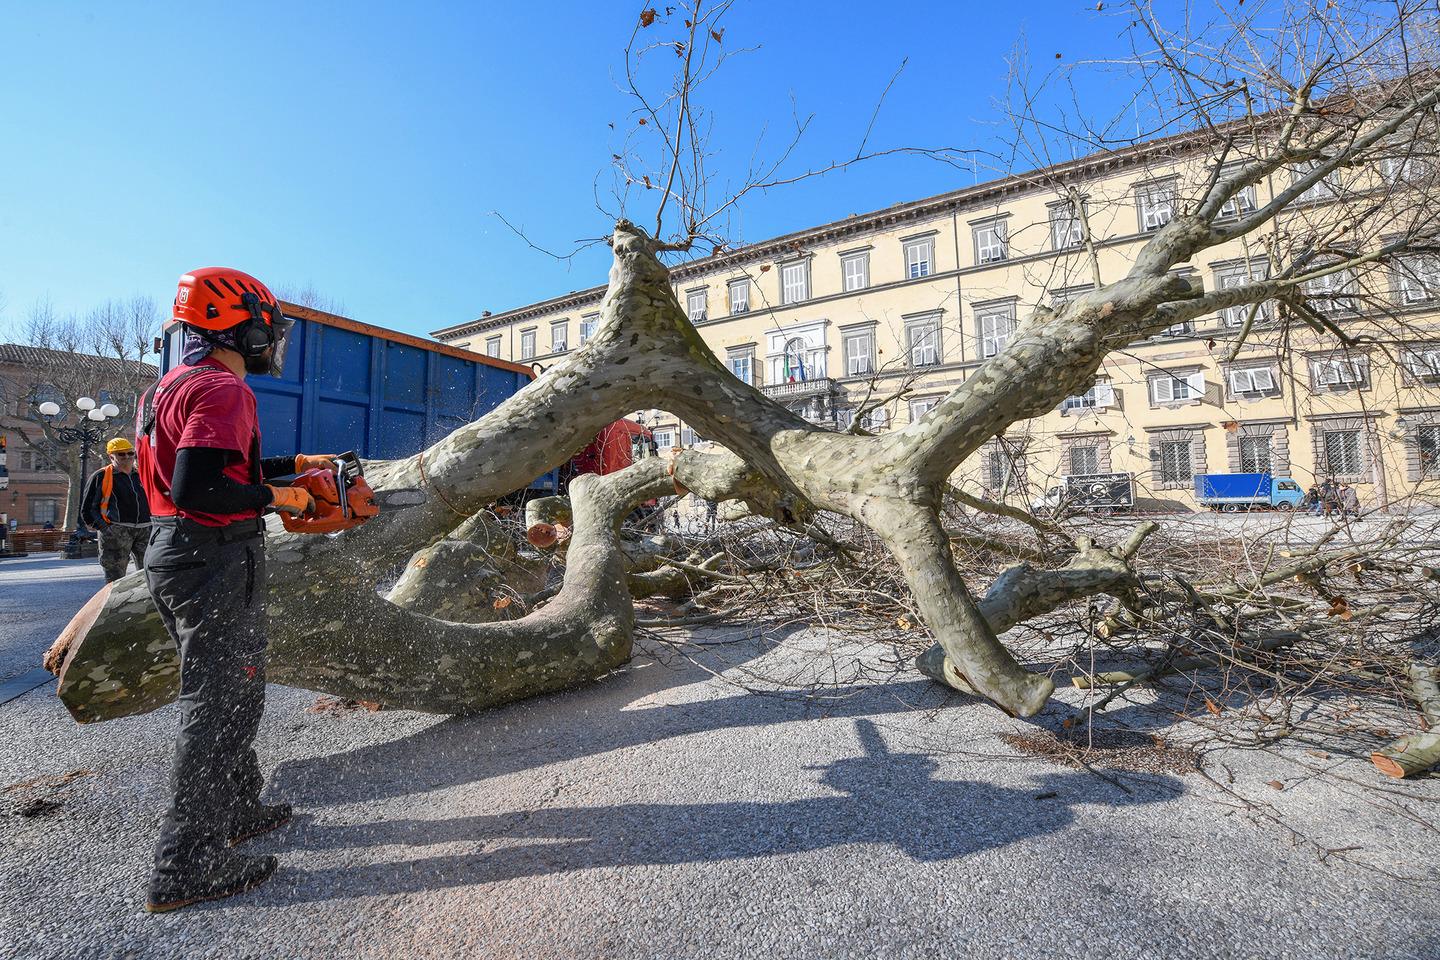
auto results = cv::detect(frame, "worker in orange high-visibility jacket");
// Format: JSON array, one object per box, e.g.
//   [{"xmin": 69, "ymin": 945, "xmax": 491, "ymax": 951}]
[{"xmin": 81, "ymin": 436, "xmax": 150, "ymax": 581}]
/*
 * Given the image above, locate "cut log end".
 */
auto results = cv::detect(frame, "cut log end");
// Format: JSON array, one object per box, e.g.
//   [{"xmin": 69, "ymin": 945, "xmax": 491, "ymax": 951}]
[{"xmin": 44, "ymin": 582, "xmax": 114, "ymax": 676}]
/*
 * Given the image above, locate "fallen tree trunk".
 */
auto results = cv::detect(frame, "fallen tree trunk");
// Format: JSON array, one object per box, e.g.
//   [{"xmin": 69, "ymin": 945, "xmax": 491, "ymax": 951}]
[{"xmin": 49, "ymin": 447, "xmax": 782, "ymax": 722}]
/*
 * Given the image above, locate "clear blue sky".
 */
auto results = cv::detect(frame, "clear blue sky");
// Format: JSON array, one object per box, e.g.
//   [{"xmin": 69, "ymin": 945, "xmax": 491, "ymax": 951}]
[{"xmin": 0, "ymin": 1, "xmax": 1135, "ymax": 339}]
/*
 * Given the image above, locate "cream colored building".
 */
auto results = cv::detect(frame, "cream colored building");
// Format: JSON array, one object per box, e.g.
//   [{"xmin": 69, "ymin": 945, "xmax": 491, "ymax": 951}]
[{"xmin": 434, "ymin": 136, "xmax": 1440, "ymax": 512}]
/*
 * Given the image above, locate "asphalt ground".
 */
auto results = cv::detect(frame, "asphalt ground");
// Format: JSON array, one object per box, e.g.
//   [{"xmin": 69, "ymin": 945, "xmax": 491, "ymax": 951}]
[
  {"xmin": 2, "ymin": 531, "xmax": 1437, "ymax": 960},
  {"xmin": 0, "ymin": 554, "xmax": 106, "ymax": 684}
]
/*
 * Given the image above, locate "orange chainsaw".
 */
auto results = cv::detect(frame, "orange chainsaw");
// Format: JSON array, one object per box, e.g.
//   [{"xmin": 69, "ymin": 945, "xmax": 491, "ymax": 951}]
[{"xmin": 281, "ymin": 450, "xmax": 380, "ymax": 534}]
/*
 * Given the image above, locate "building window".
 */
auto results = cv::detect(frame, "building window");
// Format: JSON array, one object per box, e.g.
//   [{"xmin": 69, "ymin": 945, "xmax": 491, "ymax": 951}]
[
  {"xmin": 1068, "ymin": 444, "xmax": 1100, "ymax": 475},
  {"xmin": 985, "ymin": 446, "xmax": 1023, "ymax": 489},
  {"xmin": 1311, "ymin": 355, "xmax": 1367, "ymax": 389},
  {"xmin": 652, "ymin": 429, "xmax": 675, "ymax": 450},
  {"xmin": 843, "ymin": 328, "xmax": 874, "ymax": 376},
  {"xmin": 579, "ymin": 313, "xmax": 599, "ymax": 343},
  {"xmin": 1419, "ymin": 424, "xmax": 1440, "ymax": 476},
  {"xmin": 687, "ymin": 289, "xmax": 708, "ymax": 323},
  {"xmin": 30, "ymin": 497, "xmax": 60, "ymax": 525},
  {"xmin": 680, "ymin": 427, "xmax": 697, "ymax": 447},
  {"xmin": 906, "ymin": 316, "xmax": 942, "ymax": 367},
  {"xmin": 550, "ymin": 320, "xmax": 568, "ymax": 353},
  {"xmin": 977, "ymin": 305, "xmax": 1015, "ymax": 359},
  {"xmin": 1217, "ymin": 166, "xmax": 1259, "ymax": 220},
  {"xmin": 1049, "ymin": 198, "xmax": 1087, "ymax": 249},
  {"xmin": 909, "ymin": 397, "xmax": 940, "ymax": 423},
  {"xmin": 1061, "ymin": 382, "xmax": 1114, "ymax": 412},
  {"xmin": 1217, "ymin": 261, "xmax": 1271, "ymax": 326},
  {"xmin": 1395, "ymin": 255, "xmax": 1440, "ymax": 305},
  {"xmin": 727, "ymin": 347, "xmax": 755, "ymax": 385},
  {"xmin": 859, "ymin": 407, "xmax": 889, "ymax": 431},
  {"xmin": 1229, "ymin": 365, "xmax": 1277, "ymax": 395},
  {"xmin": 834, "ymin": 407, "xmax": 855, "ymax": 431},
  {"xmin": 903, "ymin": 236, "xmax": 935, "ymax": 279},
  {"xmin": 771, "ymin": 336, "xmax": 825, "ymax": 383},
  {"xmin": 973, "ymin": 219, "xmax": 1008, "ymax": 263},
  {"xmin": 1136, "ymin": 180, "xmax": 1176, "ymax": 232},
  {"xmin": 728, "ymin": 280, "xmax": 750, "ymax": 315},
  {"xmin": 1381, "ymin": 151, "xmax": 1433, "ymax": 186},
  {"xmin": 519, "ymin": 329, "xmax": 536, "ymax": 360},
  {"xmin": 1404, "ymin": 344, "xmax": 1440, "ymax": 381},
  {"xmin": 841, "ymin": 252, "xmax": 870, "ymax": 292},
  {"xmin": 1293, "ymin": 160, "xmax": 1340, "ymax": 202},
  {"xmin": 1149, "ymin": 371, "xmax": 1203, "ymax": 404},
  {"xmin": 484, "ymin": 335, "xmax": 501, "ymax": 357},
  {"xmin": 1238, "ymin": 435, "xmax": 1272, "ymax": 473},
  {"xmin": 1321, "ymin": 429, "xmax": 1362, "ymax": 476},
  {"xmin": 1159, "ymin": 320, "xmax": 1195, "ymax": 338},
  {"xmin": 1302, "ymin": 266, "xmax": 1356, "ymax": 312},
  {"xmin": 1157, "ymin": 440, "xmax": 1194, "ymax": 485},
  {"xmin": 780, "ymin": 260, "xmax": 810, "ymax": 304}
]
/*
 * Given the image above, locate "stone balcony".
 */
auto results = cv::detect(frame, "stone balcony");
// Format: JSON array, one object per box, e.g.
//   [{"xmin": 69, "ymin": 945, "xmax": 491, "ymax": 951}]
[{"xmin": 761, "ymin": 377, "xmax": 838, "ymax": 402}]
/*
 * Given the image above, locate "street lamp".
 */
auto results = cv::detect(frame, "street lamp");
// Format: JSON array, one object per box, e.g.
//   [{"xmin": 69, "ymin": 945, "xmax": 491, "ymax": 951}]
[{"xmin": 35, "ymin": 396, "xmax": 123, "ymax": 533}]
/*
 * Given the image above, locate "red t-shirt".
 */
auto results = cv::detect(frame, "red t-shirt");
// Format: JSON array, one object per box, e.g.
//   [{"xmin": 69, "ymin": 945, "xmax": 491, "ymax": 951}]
[{"xmin": 138, "ymin": 357, "xmax": 263, "ymax": 527}]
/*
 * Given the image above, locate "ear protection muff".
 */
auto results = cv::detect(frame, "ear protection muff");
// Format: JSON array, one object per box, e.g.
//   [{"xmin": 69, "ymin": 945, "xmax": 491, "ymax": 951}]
[{"xmin": 237, "ymin": 292, "xmax": 278, "ymax": 359}]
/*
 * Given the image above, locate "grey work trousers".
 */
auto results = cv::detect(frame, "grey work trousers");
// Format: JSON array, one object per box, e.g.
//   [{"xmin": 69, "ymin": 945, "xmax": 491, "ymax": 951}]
[
  {"xmin": 97, "ymin": 522, "xmax": 148, "ymax": 582},
  {"xmin": 144, "ymin": 516, "xmax": 270, "ymax": 879}
]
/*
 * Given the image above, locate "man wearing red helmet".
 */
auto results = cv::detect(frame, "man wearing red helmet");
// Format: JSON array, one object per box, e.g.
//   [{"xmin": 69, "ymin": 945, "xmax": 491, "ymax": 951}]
[{"xmin": 136, "ymin": 268, "xmax": 332, "ymax": 913}]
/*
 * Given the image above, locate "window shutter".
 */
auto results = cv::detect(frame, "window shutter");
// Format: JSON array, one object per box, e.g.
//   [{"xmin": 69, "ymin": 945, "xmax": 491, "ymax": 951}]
[
  {"xmin": 1186, "ymin": 372, "xmax": 1206, "ymax": 398},
  {"xmin": 1252, "ymin": 367, "xmax": 1275, "ymax": 391},
  {"xmin": 1151, "ymin": 377, "xmax": 1172, "ymax": 403},
  {"xmin": 1093, "ymin": 383, "xmax": 1115, "ymax": 407},
  {"xmin": 1229, "ymin": 370, "xmax": 1247, "ymax": 394}
]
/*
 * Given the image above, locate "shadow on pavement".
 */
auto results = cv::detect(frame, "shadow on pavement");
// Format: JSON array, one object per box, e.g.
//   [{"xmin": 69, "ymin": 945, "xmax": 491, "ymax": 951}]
[
  {"xmin": 271, "ymin": 628, "xmax": 958, "ymax": 806},
  {"xmin": 271, "ymin": 718, "xmax": 1178, "ymax": 903}
]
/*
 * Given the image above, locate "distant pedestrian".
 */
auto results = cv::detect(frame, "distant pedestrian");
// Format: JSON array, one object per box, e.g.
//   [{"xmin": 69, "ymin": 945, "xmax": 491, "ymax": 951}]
[
  {"xmin": 1300, "ymin": 485, "xmax": 1319, "ymax": 515},
  {"xmin": 1320, "ymin": 479, "xmax": 1339, "ymax": 519},
  {"xmin": 81, "ymin": 437, "xmax": 151, "ymax": 581},
  {"xmin": 1340, "ymin": 483, "xmax": 1361, "ymax": 520}
]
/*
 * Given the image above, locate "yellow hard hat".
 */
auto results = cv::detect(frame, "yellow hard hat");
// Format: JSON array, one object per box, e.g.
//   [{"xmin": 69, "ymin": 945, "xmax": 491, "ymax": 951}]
[{"xmin": 106, "ymin": 437, "xmax": 135, "ymax": 455}]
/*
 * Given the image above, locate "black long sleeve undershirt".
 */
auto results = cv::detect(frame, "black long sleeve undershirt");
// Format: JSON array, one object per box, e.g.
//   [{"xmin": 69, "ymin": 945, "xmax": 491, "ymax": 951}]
[{"xmin": 170, "ymin": 448, "xmax": 296, "ymax": 515}]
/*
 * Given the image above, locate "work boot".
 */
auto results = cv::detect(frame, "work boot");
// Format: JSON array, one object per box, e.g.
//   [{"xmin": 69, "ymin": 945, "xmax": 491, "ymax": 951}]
[
  {"xmin": 228, "ymin": 802, "xmax": 293, "ymax": 846},
  {"xmin": 145, "ymin": 851, "xmax": 278, "ymax": 914}
]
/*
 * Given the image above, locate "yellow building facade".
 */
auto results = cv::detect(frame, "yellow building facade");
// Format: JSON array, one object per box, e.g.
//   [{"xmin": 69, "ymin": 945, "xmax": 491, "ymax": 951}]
[{"xmin": 434, "ymin": 139, "xmax": 1440, "ymax": 512}]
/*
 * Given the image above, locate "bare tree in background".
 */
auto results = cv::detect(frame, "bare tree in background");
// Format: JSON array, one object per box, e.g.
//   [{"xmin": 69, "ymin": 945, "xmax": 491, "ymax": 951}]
[{"xmin": 1, "ymin": 297, "xmax": 160, "ymax": 528}]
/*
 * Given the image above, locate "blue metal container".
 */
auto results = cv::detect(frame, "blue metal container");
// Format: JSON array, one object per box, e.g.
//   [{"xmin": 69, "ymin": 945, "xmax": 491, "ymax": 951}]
[{"xmin": 162, "ymin": 305, "xmax": 555, "ymax": 490}]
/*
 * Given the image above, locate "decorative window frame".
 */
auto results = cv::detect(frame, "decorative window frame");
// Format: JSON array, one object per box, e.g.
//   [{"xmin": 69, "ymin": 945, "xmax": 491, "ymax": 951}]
[
  {"xmin": 686, "ymin": 287, "xmax": 709, "ymax": 323},
  {"xmin": 970, "ymin": 215, "xmax": 1010, "ymax": 264},
  {"xmin": 1307, "ymin": 350, "xmax": 1371, "ymax": 394},
  {"xmin": 1224, "ymin": 420, "xmax": 1291, "ymax": 475},
  {"xmin": 903, "ymin": 311, "xmax": 945, "ymax": 368},
  {"xmin": 839, "ymin": 321, "xmax": 877, "ymax": 377},
  {"xmin": 1134, "ymin": 176, "xmax": 1178, "ymax": 233},
  {"xmin": 1144, "ymin": 424, "xmax": 1209, "ymax": 491},
  {"xmin": 549, "ymin": 319, "xmax": 569, "ymax": 353},
  {"xmin": 1397, "ymin": 407, "xmax": 1440, "ymax": 482},
  {"xmin": 727, "ymin": 279, "xmax": 750, "ymax": 315},
  {"xmin": 1047, "ymin": 196, "xmax": 1089, "ymax": 250},
  {"xmin": 901, "ymin": 231, "xmax": 939, "ymax": 280},
  {"xmin": 519, "ymin": 327, "xmax": 537, "ymax": 360},
  {"xmin": 1400, "ymin": 342, "xmax": 1440, "ymax": 386},
  {"xmin": 726, "ymin": 344, "xmax": 757, "ymax": 386},
  {"xmin": 974, "ymin": 298, "xmax": 1018, "ymax": 360},
  {"xmin": 981, "ymin": 435, "xmax": 1029, "ymax": 493},
  {"xmin": 839, "ymin": 247, "xmax": 872, "ymax": 292},
  {"xmin": 1307, "ymin": 413, "xmax": 1379, "ymax": 484},
  {"xmin": 1221, "ymin": 357, "xmax": 1283, "ymax": 401},
  {"xmin": 1147, "ymin": 365, "xmax": 1207, "ymax": 408},
  {"xmin": 1058, "ymin": 430, "xmax": 1113, "ymax": 477},
  {"xmin": 484, "ymin": 335, "xmax": 502, "ymax": 358},
  {"xmin": 1212, "ymin": 258, "xmax": 1272, "ymax": 327},
  {"xmin": 779, "ymin": 257, "xmax": 812, "ymax": 305}
]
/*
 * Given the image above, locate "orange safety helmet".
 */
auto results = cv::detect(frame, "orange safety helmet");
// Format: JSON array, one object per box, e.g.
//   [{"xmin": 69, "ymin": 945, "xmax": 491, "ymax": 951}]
[{"xmin": 172, "ymin": 267, "xmax": 294, "ymax": 375}]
